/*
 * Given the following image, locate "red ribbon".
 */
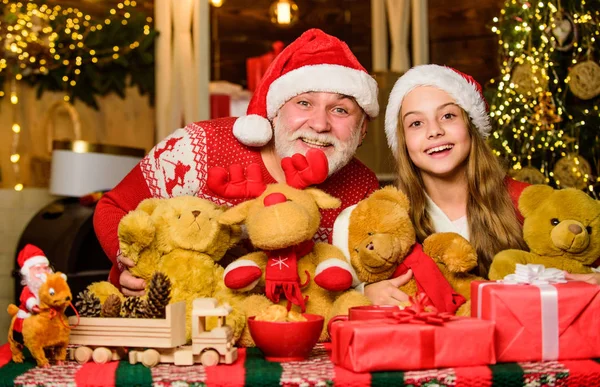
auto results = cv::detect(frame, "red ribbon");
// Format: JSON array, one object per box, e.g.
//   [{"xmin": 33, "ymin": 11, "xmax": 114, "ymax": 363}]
[
  {"xmin": 47, "ymin": 301, "xmax": 80, "ymax": 329},
  {"xmin": 387, "ymin": 293, "xmax": 459, "ymax": 368},
  {"xmin": 390, "ymin": 293, "xmax": 458, "ymax": 326}
]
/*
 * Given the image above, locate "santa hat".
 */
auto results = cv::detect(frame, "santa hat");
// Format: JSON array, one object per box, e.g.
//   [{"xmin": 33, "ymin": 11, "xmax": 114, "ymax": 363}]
[
  {"xmin": 233, "ymin": 28, "xmax": 379, "ymax": 147},
  {"xmin": 18, "ymin": 244, "xmax": 49, "ymax": 276},
  {"xmin": 384, "ymin": 64, "xmax": 491, "ymax": 159}
]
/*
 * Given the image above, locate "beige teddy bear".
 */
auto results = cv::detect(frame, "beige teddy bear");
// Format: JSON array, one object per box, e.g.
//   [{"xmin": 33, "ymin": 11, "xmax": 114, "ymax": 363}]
[
  {"xmin": 489, "ymin": 185, "xmax": 600, "ymax": 280},
  {"xmin": 117, "ymin": 195, "xmax": 244, "ymax": 340}
]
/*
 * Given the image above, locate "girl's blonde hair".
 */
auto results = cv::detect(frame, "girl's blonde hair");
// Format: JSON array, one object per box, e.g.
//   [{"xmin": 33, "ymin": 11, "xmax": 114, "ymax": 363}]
[{"xmin": 395, "ymin": 110, "xmax": 527, "ymax": 278}]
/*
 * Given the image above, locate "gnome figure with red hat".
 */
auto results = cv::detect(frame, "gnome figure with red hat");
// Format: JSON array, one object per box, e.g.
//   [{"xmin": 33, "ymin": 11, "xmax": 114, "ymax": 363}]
[
  {"xmin": 12, "ymin": 244, "xmax": 54, "ymax": 344},
  {"xmin": 93, "ymin": 28, "xmax": 384, "ymax": 297}
]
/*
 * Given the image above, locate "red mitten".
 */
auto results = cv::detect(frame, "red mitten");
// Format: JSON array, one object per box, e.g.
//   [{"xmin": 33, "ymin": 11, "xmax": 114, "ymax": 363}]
[
  {"xmin": 281, "ymin": 149, "xmax": 329, "ymax": 189},
  {"xmin": 314, "ymin": 266, "xmax": 353, "ymax": 291},
  {"xmin": 207, "ymin": 163, "xmax": 266, "ymax": 198},
  {"xmin": 223, "ymin": 264, "xmax": 262, "ymax": 290}
]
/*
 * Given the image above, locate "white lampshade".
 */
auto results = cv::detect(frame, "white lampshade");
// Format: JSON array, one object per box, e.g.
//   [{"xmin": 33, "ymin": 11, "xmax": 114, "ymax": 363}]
[{"xmin": 49, "ymin": 140, "xmax": 145, "ymax": 197}]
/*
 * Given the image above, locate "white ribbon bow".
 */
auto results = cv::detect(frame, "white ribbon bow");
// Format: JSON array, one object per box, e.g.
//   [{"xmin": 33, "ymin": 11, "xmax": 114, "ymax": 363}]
[{"xmin": 502, "ymin": 264, "xmax": 566, "ymax": 285}]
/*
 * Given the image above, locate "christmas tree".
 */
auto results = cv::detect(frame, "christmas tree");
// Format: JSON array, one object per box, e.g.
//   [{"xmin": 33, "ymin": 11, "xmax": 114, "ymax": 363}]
[{"xmin": 487, "ymin": 0, "xmax": 600, "ymax": 196}]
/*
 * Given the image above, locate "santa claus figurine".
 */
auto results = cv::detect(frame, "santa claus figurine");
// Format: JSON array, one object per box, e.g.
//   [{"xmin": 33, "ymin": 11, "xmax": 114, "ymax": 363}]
[{"xmin": 12, "ymin": 244, "xmax": 53, "ymax": 343}]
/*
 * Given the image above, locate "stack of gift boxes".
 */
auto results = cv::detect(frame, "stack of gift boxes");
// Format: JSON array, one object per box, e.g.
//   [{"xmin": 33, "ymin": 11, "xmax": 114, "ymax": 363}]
[{"xmin": 331, "ymin": 264, "xmax": 600, "ymax": 372}]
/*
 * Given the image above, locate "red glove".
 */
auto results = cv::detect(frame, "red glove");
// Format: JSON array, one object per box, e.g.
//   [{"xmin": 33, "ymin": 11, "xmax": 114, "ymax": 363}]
[
  {"xmin": 224, "ymin": 262, "xmax": 262, "ymax": 290},
  {"xmin": 282, "ymin": 149, "xmax": 329, "ymax": 189},
  {"xmin": 207, "ymin": 163, "xmax": 266, "ymax": 199}
]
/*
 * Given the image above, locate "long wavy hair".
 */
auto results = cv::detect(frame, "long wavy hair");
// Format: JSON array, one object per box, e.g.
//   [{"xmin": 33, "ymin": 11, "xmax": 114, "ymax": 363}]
[{"xmin": 395, "ymin": 110, "xmax": 527, "ymax": 278}]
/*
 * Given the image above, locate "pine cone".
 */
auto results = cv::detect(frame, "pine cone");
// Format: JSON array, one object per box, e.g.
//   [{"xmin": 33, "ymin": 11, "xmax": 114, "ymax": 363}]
[
  {"xmin": 101, "ymin": 294, "xmax": 122, "ymax": 317},
  {"xmin": 75, "ymin": 290, "xmax": 102, "ymax": 317},
  {"xmin": 121, "ymin": 296, "xmax": 147, "ymax": 318},
  {"xmin": 144, "ymin": 272, "xmax": 172, "ymax": 319}
]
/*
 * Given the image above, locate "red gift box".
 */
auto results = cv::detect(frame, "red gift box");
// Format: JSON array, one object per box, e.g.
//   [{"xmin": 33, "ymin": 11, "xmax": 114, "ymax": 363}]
[
  {"xmin": 471, "ymin": 280, "xmax": 600, "ymax": 362},
  {"xmin": 331, "ymin": 317, "xmax": 495, "ymax": 372}
]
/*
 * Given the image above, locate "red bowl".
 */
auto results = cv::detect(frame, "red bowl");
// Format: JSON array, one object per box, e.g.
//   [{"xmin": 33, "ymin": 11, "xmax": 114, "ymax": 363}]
[{"xmin": 247, "ymin": 314, "xmax": 324, "ymax": 362}]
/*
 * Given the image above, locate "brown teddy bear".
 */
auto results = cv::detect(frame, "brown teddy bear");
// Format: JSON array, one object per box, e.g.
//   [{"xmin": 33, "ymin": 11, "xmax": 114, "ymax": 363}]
[
  {"xmin": 489, "ymin": 185, "xmax": 600, "ymax": 280},
  {"xmin": 117, "ymin": 195, "xmax": 245, "ymax": 340},
  {"xmin": 331, "ymin": 186, "xmax": 481, "ymax": 316},
  {"xmin": 218, "ymin": 183, "xmax": 370, "ymax": 346}
]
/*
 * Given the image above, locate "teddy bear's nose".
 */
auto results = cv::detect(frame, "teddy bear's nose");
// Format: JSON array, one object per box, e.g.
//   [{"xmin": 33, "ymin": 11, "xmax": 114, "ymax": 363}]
[
  {"xmin": 264, "ymin": 193, "xmax": 287, "ymax": 207},
  {"xmin": 366, "ymin": 242, "xmax": 374, "ymax": 250},
  {"xmin": 192, "ymin": 210, "xmax": 201, "ymax": 218},
  {"xmin": 569, "ymin": 224, "xmax": 583, "ymax": 235}
]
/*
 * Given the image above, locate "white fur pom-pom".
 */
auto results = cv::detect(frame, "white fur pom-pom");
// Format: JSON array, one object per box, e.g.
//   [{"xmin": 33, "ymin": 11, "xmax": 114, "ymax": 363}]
[{"xmin": 232, "ymin": 114, "xmax": 273, "ymax": 147}]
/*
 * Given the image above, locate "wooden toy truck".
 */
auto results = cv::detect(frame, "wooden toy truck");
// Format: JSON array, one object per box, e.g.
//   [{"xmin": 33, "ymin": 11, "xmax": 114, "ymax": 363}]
[{"xmin": 68, "ymin": 298, "xmax": 238, "ymax": 367}]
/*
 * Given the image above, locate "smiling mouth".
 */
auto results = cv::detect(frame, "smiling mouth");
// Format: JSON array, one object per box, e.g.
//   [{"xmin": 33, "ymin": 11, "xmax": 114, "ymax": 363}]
[
  {"xmin": 425, "ymin": 144, "xmax": 454, "ymax": 155},
  {"xmin": 301, "ymin": 138, "xmax": 333, "ymax": 148}
]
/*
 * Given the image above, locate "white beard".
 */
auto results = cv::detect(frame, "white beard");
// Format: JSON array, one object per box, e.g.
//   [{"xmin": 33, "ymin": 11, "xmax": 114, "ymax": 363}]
[
  {"xmin": 273, "ymin": 118, "xmax": 362, "ymax": 177},
  {"xmin": 23, "ymin": 274, "xmax": 43, "ymax": 298}
]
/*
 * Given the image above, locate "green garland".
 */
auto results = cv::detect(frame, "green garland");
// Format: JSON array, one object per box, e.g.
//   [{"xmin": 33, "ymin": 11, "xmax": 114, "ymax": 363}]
[{"xmin": 0, "ymin": 0, "xmax": 156, "ymax": 109}]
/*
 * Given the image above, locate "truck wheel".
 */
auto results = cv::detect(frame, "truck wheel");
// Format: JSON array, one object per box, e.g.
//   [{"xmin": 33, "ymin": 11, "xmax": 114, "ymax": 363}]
[
  {"xmin": 142, "ymin": 349, "xmax": 160, "ymax": 368},
  {"xmin": 92, "ymin": 347, "xmax": 113, "ymax": 364},
  {"xmin": 200, "ymin": 350, "xmax": 220, "ymax": 366},
  {"xmin": 74, "ymin": 347, "xmax": 93, "ymax": 364}
]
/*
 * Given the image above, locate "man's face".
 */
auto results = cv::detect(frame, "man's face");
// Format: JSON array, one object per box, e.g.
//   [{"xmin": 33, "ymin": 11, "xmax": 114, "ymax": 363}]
[{"xmin": 272, "ymin": 92, "xmax": 366, "ymax": 176}]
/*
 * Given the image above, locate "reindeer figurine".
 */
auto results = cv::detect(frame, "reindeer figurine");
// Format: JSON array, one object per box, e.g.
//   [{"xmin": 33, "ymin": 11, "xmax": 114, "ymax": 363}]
[
  {"xmin": 207, "ymin": 149, "xmax": 370, "ymax": 345},
  {"xmin": 7, "ymin": 272, "xmax": 73, "ymax": 367}
]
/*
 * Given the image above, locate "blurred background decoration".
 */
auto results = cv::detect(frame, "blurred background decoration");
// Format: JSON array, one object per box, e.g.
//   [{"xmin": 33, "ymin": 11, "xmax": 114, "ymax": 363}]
[{"xmin": 486, "ymin": 0, "xmax": 600, "ymax": 197}]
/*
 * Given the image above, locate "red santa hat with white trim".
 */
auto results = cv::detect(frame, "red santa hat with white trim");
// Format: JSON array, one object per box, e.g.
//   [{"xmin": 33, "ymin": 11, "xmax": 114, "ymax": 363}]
[
  {"xmin": 384, "ymin": 64, "xmax": 492, "ymax": 159},
  {"xmin": 233, "ymin": 28, "xmax": 379, "ymax": 147},
  {"xmin": 18, "ymin": 244, "xmax": 49, "ymax": 276}
]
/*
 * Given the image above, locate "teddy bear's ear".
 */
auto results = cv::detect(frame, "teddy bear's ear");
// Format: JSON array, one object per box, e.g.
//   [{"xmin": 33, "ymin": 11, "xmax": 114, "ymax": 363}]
[
  {"xmin": 137, "ymin": 198, "xmax": 161, "ymax": 215},
  {"xmin": 368, "ymin": 186, "xmax": 411, "ymax": 212},
  {"xmin": 219, "ymin": 200, "xmax": 255, "ymax": 225},
  {"xmin": 305, "ymin": 188, "xmax": 341, "ymax": 210},
  {"xmin": 518, "ymin": 184, "xmax": 554, "ymax": 217}
]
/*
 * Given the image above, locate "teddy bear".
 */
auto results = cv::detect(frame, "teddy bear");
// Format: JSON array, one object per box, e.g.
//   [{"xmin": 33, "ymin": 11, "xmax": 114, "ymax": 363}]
[
  {"xmin": 330, "ymin": 186, "xmax": 482, "ymax": 316},
  {"xmin": 116, "ymin": 195, "xmax": 245, "ymax": 340},
  {"xmin": 8, "ymin": 272, "xmax": 72, "ymax": 367},
  {"xmin": 218, "ymin": 183, "xmax": 371, "ymax": 346},
  {"xmin": 488, "ymin": 185, "xmax": 600, "ymax": 280}
]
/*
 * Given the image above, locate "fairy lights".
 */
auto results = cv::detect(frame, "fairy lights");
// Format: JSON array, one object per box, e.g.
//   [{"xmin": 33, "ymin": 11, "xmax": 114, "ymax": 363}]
[
  {"xmin": 0, "ymin": 1, "xmax": 154, "ymax": 191},
  {"xmin": 487, "ymin": 0, "xmax": 600, "ymax": 195}
]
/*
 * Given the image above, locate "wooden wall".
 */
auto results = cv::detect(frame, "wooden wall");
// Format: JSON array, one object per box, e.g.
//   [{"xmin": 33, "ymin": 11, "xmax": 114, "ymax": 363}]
[{"xmin": 429, "ymin": 0, "xmax": 504, "ymax": 86}]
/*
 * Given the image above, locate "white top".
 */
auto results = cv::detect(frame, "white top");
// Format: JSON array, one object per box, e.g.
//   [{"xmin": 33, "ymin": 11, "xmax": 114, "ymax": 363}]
[{"xmin": 425, "ymin": 194, "xmax": 470, "ymax": 241}]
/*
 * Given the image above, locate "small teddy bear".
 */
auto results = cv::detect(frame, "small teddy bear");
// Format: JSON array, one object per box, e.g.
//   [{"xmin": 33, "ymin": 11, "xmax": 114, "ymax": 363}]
[
  {"xmin": 330, "ymin": 186, "xmax": 481, "ymax": 315},
  {"xmin": 489, "ymin": 185, "xmax": 600, "ymax": 280}
]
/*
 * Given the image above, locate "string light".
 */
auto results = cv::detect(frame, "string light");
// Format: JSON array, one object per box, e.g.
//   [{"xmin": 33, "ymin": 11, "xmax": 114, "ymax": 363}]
[
  {"xmin": 488, "ymin": 0, "xmax": 599, "ymax": 195},
  {"xmin": 0, "ymin": 1, "xmax": 151, "ymax": 191}
]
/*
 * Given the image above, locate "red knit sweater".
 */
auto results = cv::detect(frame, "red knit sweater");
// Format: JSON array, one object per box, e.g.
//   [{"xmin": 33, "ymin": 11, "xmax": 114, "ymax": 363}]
[{"xmin": 93, "ymin": 117, "xmax": 380, "ymax": 286}]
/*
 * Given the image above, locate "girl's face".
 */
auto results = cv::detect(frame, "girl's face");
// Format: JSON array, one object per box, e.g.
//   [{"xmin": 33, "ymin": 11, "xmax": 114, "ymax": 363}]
[{"xmin": 400, "ymin": 86, "xmax": 471, "ymax": 181}]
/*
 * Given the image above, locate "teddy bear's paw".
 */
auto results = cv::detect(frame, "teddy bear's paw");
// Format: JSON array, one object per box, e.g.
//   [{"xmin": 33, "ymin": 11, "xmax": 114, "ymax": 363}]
[
  {"xmin": 433, "ymin": 235, "xmax": 478, "ymax": 273},
  {"xmin": 455, "ymin": 300, "xmax": 471, "ymax": 317},
  {"xmin": 11, "ymin": 352, "xmax": 24, "ymax": 363},
  {"xmin": 315, "ymin": 260, "xmax": 354, "ymax": 291},
  {"xmin": 223, "ymin": 260, "xmax": 262, "ymax": 291},
  {"xmin": 237, "ymin": 327, "xmax": 256, "ymax": 348}
]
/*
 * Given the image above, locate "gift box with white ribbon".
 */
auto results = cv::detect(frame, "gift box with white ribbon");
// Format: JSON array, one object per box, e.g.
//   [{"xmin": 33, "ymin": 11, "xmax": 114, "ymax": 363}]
[{"xmin": 472, "ymin": 264, "xmax": 600, "ymax": 362}]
